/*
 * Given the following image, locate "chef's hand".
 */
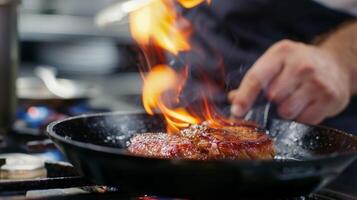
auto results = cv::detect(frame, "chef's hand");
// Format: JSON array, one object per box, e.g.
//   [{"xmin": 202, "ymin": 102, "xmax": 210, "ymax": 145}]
[{"xmin": 228, "ymin": 39, "xmax": 351, "ymax": 125}]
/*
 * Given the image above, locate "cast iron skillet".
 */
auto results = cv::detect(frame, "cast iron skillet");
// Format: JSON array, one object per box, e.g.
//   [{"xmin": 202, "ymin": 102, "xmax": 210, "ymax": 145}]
[{"xmin": 47, "ymin": 111, "xmax": 357, "ymax": 199}]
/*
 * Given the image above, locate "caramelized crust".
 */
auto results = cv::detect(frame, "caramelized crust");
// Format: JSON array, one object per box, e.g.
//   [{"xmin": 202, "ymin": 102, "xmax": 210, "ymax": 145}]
[
  {"xmin": 128, "ymin": 123, "xmax": 275, "ymax": 160},
  {"xmin": 128, "ymin": 133, "xmax": 204, "ymax": 159}
]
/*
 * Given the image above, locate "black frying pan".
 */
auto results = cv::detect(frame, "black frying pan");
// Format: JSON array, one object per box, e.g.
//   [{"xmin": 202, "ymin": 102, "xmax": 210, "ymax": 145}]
[{"xmin": 47, "ymin": 112, "xmax": 357, "ymax": 199}]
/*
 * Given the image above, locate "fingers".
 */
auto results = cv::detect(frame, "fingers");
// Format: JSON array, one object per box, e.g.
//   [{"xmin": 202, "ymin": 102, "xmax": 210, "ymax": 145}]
[
  {"xmin": 229, "ymin": 39, "xmax": 351, "ymax": 124},
  {"xmin": 296, "ymin": 102, "xmax": 328, "ymax": 125},
  {"xmin": 267, "ymin": 57, "xmax": 304, "ymax": 103},
  {"xmin": 277, "ymin": 83, "xmax": 314, "ymax": 120},
  {"xmin": 229, "ymin": 40, "xmax": 292, "ymax": 116}
]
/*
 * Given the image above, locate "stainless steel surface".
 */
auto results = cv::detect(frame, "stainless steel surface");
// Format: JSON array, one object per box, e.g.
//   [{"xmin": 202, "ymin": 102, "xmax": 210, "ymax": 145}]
[
  {"xmin": 20, "ymin": 0, "xmax": 116, "ymax": 16},
  {"xmin": 95, "ymin": 0, "xmax": 152, "ymax": 27},
  {"xmin": 35, "ymin": 40, "xmax": 120, "ymax": 74},
  {"xmin": 17, "ymin": 75, "xmax": 98, "ymax": 100},
  {"xmin": 35, "ymin": 67, "xmax": 80, "ymax": 99},
  {"xmin": 17, "ymin": 77, "xmax": 59, "ymax": 99},
  {"xmin": 19, "ymin": 0, "xmax": 132, "ymax": 41},
  {"xmin": 0, "ymin": 0, "xmax": 19, "ymax": 6},
  {"xmin": 0, "ymin": 0, "xmax": 19, "ymax": 135},
  {"xmin": 0, "ymin": 153, "xmax": 47, "ymax": 180},
  {"xmin": 19, "ymin": 13, "xmax": 131, "ymax": 42}
]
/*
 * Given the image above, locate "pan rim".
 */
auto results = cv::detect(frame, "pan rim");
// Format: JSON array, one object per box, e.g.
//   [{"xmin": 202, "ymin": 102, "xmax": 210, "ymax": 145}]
[{"xmin": 46, "ymin": 111, "xmax": 357, "ymax": 163}]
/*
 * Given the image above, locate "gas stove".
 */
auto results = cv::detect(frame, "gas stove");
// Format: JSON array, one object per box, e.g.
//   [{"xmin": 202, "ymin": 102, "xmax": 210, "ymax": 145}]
[
  {"xmin": 0, "ymin": 156, "xmax": 354, "ymax": 200},
  {"xmin": 0, "ymin": 170, "xmax": 356, "ymax": 200},
  {"xmin": 14, "ymin": 98, "xmax": 109, "ymax": 136},
  {"xmin": 0, "ymin": 150, "xmax": 355, "ymax": 200}
]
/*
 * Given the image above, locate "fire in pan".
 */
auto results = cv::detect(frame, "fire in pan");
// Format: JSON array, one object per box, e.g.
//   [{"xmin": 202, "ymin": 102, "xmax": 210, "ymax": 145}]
[
  {"xmin": 47, "ymin": 111, "xmax": 357, "ymax": 199},
  {"xmin": 47, "ymin": 0, "xmax": 357, "ymax": 198}
]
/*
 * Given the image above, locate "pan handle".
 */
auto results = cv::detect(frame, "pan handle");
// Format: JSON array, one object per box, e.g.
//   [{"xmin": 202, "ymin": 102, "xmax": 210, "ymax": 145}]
[{"xmin": 244, "ymin": 92, "xmax": 278, "ymax": 129}]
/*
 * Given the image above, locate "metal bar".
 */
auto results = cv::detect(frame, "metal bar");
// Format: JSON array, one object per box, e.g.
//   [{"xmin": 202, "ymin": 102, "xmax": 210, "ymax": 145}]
[
  {"xmin": 0, "ymin": 0, "xmax": 19, "ymax": 136},
  {"xmin": 0, "ymin": 176, "xmax": 90, "ymax": 192}
]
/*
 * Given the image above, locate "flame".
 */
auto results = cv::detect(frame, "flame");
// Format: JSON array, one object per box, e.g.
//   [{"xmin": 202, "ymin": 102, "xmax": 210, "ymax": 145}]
[
  {"xmin": 178, "ymin": 0, "xmax": 210, "ymax": 8},
  {"xmin": 143, "ymin": 65, "xmax": 199, "ymax": 132},
  {"xmin": 130, "ymin": 0, "xmax": 227, "ymax": 133},
  {"xmin": 130, "ymin": 0, "xmax": 191, "ymax": 55}
]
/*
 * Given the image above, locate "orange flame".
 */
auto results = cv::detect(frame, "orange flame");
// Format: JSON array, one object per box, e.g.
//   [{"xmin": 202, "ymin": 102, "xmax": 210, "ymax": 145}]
[
  {"xmin": 178, "ymin": 0, "xmax": 210, "ymax": 8},
  {"xmin": 130, "ymin": 0, "xmax": 191, "ymax": 55},
  {"xmin": 130, "ymin": 0, "xmax": 223, "ymax": 133},
  {"xmin": 142, "ymin": 65, "xmax": 200, "ymax": 132}
]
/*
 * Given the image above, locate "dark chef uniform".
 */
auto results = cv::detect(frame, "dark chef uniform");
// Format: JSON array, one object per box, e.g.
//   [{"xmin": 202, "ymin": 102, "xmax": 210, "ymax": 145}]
[
  {"xmin": 182, "ymin": 0, "xmax": 357, "ymax": 194},
  {"xmin": 183, "ymin": 0, "xmax": 357, "ymax": 133}
]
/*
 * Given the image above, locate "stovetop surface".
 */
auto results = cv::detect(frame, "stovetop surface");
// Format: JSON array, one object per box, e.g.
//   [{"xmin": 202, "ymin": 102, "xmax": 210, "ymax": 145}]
[
  {"xmin": 2, "ymin": 188, "xmax": 355, "ymax": 200},
  {"xmin": 0, "ymin": 159, "xmax": 356, "ymax": 200}
]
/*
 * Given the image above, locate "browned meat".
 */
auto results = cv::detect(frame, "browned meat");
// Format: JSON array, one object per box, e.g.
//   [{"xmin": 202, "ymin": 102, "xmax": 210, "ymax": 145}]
[
  {"xmin": 128, "ymin": 123, "xmax": 275, "ymax": 160},
  {"xmin": 128, "ymin": 132, "xmax": 205, "ymax": 159}
]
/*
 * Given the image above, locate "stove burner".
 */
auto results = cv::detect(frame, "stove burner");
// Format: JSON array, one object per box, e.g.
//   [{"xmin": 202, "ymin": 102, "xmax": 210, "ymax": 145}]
[
  {"xmin": 0, "ymin": 153, "xmax": 46, "ymax": 180},
  {"xmin": 15, "ymin": 102, "xmax": 109, "ymax": 136}
]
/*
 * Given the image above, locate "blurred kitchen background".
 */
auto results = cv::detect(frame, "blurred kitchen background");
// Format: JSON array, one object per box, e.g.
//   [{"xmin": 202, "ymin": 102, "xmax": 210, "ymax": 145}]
[
  {"xmin": 17, "ymin": 0, "xmax": 145, "ymax": 135},
  {"xmin": 0, "ymin": 1, "xmax": 355, "ymax": 197}
]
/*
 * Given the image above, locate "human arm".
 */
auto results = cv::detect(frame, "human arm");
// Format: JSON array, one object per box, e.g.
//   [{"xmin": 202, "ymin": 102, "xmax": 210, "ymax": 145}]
[{"xmin": 228, "ymin": 21, "xmax": 357, "ymax": 124}]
